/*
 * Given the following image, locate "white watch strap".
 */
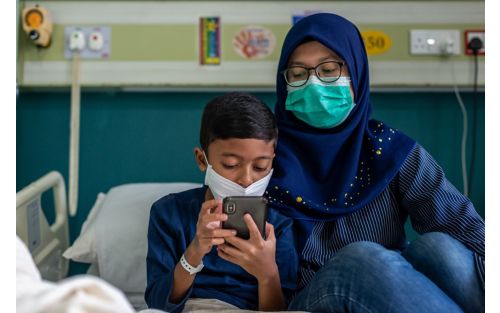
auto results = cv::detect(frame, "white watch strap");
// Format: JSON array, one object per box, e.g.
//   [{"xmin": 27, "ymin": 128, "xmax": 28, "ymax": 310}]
[{"xmin": 180, "ymin": 254, "xmax": 204, "ymax": 275}]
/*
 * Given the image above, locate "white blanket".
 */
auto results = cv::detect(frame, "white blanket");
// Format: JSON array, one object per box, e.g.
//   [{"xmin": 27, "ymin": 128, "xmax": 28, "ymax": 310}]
[{"xmin": 17, "ymin": 236, "xmax": 137, "ymax": 313}]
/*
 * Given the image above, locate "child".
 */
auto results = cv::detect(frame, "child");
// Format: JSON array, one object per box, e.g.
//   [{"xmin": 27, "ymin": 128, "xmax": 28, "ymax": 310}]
[{"xmin": 145, "ymin": 92, "xmax": 298, "ymax": 312}]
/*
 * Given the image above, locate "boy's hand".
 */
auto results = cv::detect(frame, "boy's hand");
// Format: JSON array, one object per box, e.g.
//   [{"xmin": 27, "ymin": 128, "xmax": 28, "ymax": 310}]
[
  {"xmin": 217, "ymin": 214, "xmax": 279, "ymax": 282},
  {"xmin": 185, "ymin": 199, "xmax": 237, "ymax": 265}
]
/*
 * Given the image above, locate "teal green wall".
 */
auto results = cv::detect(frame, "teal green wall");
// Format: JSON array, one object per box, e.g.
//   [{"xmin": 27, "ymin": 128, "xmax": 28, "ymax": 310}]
[{"xmin": 16, "ymin": 90, "xmax": 484, "ymax": 273}]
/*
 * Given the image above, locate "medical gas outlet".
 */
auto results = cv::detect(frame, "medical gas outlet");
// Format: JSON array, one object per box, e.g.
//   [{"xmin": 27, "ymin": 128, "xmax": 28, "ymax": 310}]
[
  {"xmin": 410, "ymin": 30, "xmax": 460, "ymax": 56},
  {"xmin": 22, "ymin": 5, "xmax": 53, "ymax": 47},
  {"xmin": 69, "ymin": 31, "xmax": 85, "ymax": 51},
  {"xmin": 88, "ymin": 32, "xmax": 105, "ymax": 51},
  {"xmin": 64, "ymin": 26, "xmax": 111, "ymax": 59}
]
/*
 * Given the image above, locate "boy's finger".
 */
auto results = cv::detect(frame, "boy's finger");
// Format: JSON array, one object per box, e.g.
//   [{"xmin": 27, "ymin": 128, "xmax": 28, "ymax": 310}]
[
  {"xmin": 217, "ymin": 247, "xmax": 239, "ymax": 265},
  {"xmin": 218, "ymin": 243, "xmax": 244, "ymax": 259},
  {"xmin": 244, "ymin": 214, "xmax": 262, "ymax": 239},
  {"xmin": 223, "ymin": 235, "xmax": 248, "ymax": 250},
  {"xmin": 214, "ymin": 201, "xmax": 223, "ymax": 214},
  {"xmin": 200, "ymin": 199, "xmax": 222, "ymax": 213},
  {"xmin": 211, "ymin": 228, "xmax": 237, "ymax": 238},
  {"xmin": 210, "ymin": 238, "xmax": 225, "ymax": 245},
  {"xmin": 265, "ymin": 222, "xmax": 276, "ymax": 241},
  {"xmin": 203, "ymin": 210, "xmax": 228, "ymax": 223},
  {"xmin": 205, "ymin": 221, "xmax": 221, "ymax": 230}
]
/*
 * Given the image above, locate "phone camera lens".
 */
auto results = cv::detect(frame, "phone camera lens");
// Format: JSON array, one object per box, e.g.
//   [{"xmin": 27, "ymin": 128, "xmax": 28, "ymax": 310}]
[{"xmin": 227, "ymin": 203, "xmax": 236, "ymax": 214}]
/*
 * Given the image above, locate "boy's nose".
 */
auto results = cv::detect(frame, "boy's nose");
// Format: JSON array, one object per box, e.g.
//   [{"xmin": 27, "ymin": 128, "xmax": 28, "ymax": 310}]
[{"xmin": 237, "ymin": 168, "xmax": 253, "ymax": 188}]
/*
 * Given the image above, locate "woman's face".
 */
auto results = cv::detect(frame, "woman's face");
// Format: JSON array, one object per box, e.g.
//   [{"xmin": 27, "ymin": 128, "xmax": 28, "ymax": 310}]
[{"xmin": 287, "ymin": 40, "xmax": 355, "ymax": 99}]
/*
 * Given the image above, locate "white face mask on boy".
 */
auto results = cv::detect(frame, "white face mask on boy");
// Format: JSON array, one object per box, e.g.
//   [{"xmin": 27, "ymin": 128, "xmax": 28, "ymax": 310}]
[{"xmin": 203, "ymin": 152, "xmax": 273, "ymax": 200}]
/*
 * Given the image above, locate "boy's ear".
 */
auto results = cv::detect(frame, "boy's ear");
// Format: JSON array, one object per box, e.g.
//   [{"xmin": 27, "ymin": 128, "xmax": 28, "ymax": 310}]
[{"xmin": 194, "ymin": 147, "xmax": 208, "ymax": 172}]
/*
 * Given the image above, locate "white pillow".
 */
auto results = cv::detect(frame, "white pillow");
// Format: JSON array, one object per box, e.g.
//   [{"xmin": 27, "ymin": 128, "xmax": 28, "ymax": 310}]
[
  {"xmin": 94, "ymin": 183, "xmax": 201, "ymax": 294},
  {"xmin": 63, "ymin": 192, "xmax": 106, "ymax": 264}
]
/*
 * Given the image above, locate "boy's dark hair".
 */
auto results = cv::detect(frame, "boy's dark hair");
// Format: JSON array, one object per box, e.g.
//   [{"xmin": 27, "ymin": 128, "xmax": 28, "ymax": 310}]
[{"xmin": 200, "ymin": 92, "xmax": 278, "ymax": 153}]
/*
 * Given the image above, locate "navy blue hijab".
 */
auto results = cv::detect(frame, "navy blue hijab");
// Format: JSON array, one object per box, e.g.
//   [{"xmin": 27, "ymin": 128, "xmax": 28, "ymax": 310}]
[{"xmin": 266, "ymin": 13, "xmax": 415, "ymax": 243}]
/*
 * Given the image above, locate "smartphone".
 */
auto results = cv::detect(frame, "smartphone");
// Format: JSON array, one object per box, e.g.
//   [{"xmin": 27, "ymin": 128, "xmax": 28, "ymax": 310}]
[{"xmin": 222, "ymin": 196, "xmax": 268, "ymax": 240}]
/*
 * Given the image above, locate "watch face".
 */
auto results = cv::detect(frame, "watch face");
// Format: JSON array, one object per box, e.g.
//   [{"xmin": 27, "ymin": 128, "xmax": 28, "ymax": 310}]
[{"xmin": 25, "ymin": 9, "xmax": 43, "ymax": 28}]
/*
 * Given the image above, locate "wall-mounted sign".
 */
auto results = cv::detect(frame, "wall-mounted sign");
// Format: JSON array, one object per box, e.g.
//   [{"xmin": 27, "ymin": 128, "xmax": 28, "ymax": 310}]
[
  {"xmin": 233, "ymin": 26, "xmax": 275, "ymax": 60},
  {"xmin": 292, "ymin": 11, "xmax": 323, "ymax": 24},
  {"xmin": 199, "ymin": 17, "xmax": 221, "ymax": 65},
  {"xmin": 361, "ymin": 30, "xmax": 392, "ymax": 55}
]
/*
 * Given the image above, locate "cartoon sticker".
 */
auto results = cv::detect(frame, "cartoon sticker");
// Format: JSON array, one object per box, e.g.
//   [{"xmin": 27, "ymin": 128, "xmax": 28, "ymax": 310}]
[{"xmin": 233, "ymin": 26, "xmax": 275, "ymax": 59}]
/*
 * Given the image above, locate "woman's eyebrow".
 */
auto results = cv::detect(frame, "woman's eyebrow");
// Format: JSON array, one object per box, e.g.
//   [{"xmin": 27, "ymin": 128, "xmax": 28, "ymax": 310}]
[{"xmin": 288, "ymin": 56, "xmax": 343, "ymax": 67}]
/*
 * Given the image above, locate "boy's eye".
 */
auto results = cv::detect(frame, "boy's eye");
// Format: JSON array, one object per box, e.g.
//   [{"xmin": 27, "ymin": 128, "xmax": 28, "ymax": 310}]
[
  {"xmin": 253, "ymin": 166, "xmax": 267, "ymax": 172},
  {"xmin": 222, "ymin": 163, "xmax": 238, "ymax": 169}
]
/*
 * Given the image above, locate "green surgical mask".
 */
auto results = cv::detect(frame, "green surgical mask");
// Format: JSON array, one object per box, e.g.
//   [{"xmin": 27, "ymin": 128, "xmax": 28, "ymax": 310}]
[{"xmin": 285, "ymin": 76, "xmax": 355, "ymax": 128}]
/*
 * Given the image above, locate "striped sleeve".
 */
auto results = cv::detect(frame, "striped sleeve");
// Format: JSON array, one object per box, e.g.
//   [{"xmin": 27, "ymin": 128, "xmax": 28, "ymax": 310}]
[{"xmin": 397, "ymin": 144, "xmax": 485, "ymax": 289}]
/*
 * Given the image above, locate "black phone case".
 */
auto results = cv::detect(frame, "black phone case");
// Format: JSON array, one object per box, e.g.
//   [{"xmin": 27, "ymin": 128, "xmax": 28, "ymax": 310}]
[{"xmin": 222, "ymin": 196, "xmax": 268, "ymax": 239}]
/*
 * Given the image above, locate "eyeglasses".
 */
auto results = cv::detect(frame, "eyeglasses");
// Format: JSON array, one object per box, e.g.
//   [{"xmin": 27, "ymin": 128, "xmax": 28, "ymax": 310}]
[{"xmin": 282, "ymin": 61, "xmax": 344, "ymax": 87}]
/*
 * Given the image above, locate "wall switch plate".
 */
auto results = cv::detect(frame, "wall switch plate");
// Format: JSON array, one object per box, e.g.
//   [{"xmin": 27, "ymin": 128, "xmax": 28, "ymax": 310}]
[
  {"xmin": 410, "ymin": 29, "xmax": 460, "ymax": 55},
  {"xmin": 64, "ymin": 26, "xmax": 111, "ymax": 59}
]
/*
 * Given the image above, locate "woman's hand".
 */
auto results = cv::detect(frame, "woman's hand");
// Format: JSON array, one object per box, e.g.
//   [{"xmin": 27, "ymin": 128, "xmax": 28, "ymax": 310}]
[{"xmin": 217, "ymin": 214, "xmax": 279, "ymax": 282}]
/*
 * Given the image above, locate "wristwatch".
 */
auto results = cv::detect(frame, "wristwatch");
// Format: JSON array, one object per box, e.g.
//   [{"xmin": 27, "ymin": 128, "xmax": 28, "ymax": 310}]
[{"xmin": 180, "ymin": 254, "xmax": 204, "ymax": 275}]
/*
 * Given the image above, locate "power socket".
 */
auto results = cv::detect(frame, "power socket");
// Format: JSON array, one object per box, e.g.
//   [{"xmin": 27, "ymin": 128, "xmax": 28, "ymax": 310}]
[
  {"xmin": 464, "ymin": 30, "xmax": 485, "ymax": 56},
  {"xmin": 410, "ymin": 29, "xmax": 460, "ymax": 56}
]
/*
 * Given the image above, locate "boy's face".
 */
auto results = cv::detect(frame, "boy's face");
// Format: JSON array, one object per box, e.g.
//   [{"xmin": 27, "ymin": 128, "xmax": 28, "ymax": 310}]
[{"xmin": 195, "ymin": 138, "xmax": 275, "ymax": 188}]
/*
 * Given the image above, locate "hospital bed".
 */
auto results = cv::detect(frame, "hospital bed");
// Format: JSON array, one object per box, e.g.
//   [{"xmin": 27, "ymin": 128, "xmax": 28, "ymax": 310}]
[{"xmin": 16, "ymin": 171, "xmax": 303, "ymax": 313}]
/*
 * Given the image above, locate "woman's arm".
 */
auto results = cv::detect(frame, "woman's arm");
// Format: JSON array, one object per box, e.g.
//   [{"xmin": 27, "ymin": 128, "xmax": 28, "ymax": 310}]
[{"xmin": 397, "ymin": 144, "xmax": 485, "ymax": 287}]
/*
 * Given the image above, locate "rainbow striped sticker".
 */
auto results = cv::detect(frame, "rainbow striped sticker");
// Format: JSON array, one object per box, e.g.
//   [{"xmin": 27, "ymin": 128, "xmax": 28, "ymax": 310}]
[{"xmin": 199, "ymin": 17, "xmax": 221, "ymax": 65}]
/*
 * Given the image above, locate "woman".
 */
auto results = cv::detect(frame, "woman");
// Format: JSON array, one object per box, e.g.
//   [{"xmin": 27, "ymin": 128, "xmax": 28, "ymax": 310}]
[{"xmin": 266, "ymin": 13, "xmax": 484, "ymax": 313}]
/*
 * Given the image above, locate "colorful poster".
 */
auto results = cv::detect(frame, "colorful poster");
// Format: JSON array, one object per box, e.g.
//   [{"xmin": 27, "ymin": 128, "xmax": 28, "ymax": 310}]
[
  {"xmin": 233, "ymin": 26, "xmax": 275, "ymax": 60},
  {"xmin": 199, "ymin": 17, "xmax": 221, "ymax": 65}
]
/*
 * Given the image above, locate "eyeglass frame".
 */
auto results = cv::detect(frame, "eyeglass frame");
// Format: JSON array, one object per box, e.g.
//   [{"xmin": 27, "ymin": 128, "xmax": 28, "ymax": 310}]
[{"xmin": 281, "ymin": 60, "xmax": 345, "ymax": 87}]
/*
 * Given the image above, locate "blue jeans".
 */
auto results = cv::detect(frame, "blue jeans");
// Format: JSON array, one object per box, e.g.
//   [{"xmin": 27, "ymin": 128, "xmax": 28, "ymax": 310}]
[{"xmin": 289, "ymin": 232, "xmax": 484, "ymax": 313}]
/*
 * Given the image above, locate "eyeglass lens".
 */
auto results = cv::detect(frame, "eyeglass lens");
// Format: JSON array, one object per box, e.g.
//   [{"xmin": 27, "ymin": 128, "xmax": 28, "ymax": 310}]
[{"xmin": 284, "ymin": 61, "xmax": 342, "ymax": 86}]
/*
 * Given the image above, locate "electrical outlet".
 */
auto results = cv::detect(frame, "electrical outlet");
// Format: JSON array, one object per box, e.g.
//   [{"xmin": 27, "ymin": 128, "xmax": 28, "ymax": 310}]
[
  {"xmin": 64, "ymin": 26, "xmax": 111, "ymax": 59},
  {"xmin": 410, "ymin": 29, "xmax": 460, "ymax": 55},
  {"xmin": 464, "ymin": 30, "xmax": 485, "ymax": 56}
]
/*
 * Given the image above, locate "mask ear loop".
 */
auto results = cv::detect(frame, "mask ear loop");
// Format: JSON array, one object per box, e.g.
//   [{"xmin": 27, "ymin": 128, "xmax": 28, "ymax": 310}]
[{"xmin": 202, "ymin": 151, "xmax": 210, "ymax": 167}]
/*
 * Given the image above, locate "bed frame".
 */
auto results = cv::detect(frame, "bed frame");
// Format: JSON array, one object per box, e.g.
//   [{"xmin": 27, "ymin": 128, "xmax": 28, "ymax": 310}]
[{"xmin": 16, "ymin": 171, "xmax": 69, "ymax": 281}]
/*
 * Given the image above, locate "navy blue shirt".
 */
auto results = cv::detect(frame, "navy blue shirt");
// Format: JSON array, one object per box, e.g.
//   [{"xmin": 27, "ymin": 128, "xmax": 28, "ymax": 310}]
[
  {"xmin": 287, "ymin": 145, "xmax": 485, "ymax": 290},
  {"xmin": 145, "ymin": 187, "xmax": 298, "ymax": 312}
]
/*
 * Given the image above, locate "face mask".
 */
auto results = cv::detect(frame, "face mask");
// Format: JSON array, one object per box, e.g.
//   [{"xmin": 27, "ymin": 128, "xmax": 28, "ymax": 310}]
[
  {"xmin": 285, "ymin": 76, "xmax": 355, "ymax": 128},
  {"xmin": 203, "ymin": 153, "xmax": 273, "ymax": 200}
]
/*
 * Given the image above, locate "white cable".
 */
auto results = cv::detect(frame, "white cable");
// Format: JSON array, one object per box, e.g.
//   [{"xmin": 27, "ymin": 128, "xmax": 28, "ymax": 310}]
[
  {"xmin": 69, "ymin": 52, "xmax": 81, "ymax": 216},
  {"xmin": 451, "ymin": 61, "xmax": 469, "ymax": 197}
]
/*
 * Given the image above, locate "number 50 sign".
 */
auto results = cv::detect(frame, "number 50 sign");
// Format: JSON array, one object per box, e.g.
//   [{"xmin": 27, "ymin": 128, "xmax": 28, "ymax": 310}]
[{"xmin": 361, "ymin": 30, "xmax": 392, "ymax": 55}]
